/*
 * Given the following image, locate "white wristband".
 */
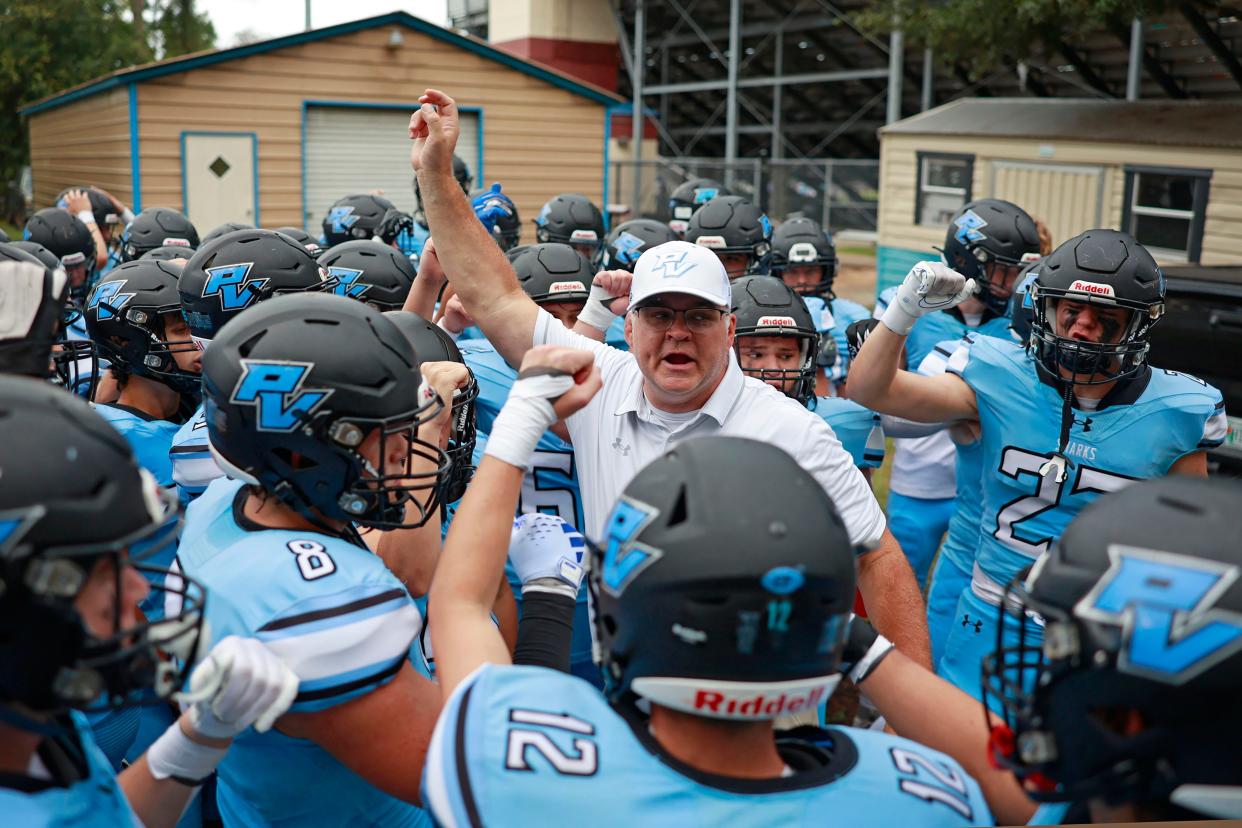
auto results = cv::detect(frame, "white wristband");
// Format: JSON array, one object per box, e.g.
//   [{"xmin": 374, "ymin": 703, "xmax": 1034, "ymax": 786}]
[
  {"xmin": 879, "ymin": 301, "xmax": 918, "ymax": 337},
  {"xmin": 522, "ymin": 575, "xmax": 581, "ymax": 601},
  {"xmin": 121, "ymin": 207, "xmax": 135, "ymax": 224},
  {"xmin": 146, "ymin": 722, "xmax": 228, "ymax": 784},
  {"xmin": 76, "ymin": 209, "xmax": 97, "ymax": 226},
  {"xmin": 577, "ymin": 283, "xmax": 619, "ymax": 331},
  {"xmin": 483, "ymin": 373, "xmax": 573, "ymax": 470},
  {"xmin": 847, "ymin": 632, "xmax": 895, "ymax": 685}
]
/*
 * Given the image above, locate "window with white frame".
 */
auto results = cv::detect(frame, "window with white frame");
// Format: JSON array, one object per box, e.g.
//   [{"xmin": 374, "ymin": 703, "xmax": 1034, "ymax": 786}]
[
  {"xmin": 1124, "ymin": 166, "xmax": 1211, "ymax": 262},
  {"xmin": 916, "ymin": 153, "xmax": 973, "ymax": 227}
]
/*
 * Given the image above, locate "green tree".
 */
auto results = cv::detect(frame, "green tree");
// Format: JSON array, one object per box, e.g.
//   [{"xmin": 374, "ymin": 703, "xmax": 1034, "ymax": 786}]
[
  {"xmin": 0, "ymin": 0, "xmax": 215, "ymax": 216},
  {"xmin": 856, "ymin": 0, "xmax": 1174, "ymax": 81}
]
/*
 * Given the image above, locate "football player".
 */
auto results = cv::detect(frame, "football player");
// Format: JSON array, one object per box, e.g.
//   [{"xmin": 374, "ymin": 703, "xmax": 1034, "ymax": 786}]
[
  {"xmin": 849, "ymin": 229, "xmax": 1226, "ymax": 706},
  {"xmin": 684, "ymin": 195, "xmax": 772, "ymax": 280},
  {"xmin": 119, "ymin": 208, "xmax": 199, "ymax": 263},
  {"xmin": 176, "ymin": 293, "xmax": 460, "ymax": 825},
  {"xmin": 731, "ymin": 275, "xmax": 884, "ymax": 475},
  {"xmin": 874, "ymin": 199, "xmax": 1042, "ymax": 590},
  {"xmin": 768, "ymin": 217, "xmax": 870, "ymax": 395},
  {"xmin": 0, "ymin": 251, "xmax": 93, "ymax": 392},
  {"xmin": 169, "ymin": 229, "xmax": 329, "ymax": 503},
  {"xmin": 319, "ymin": 239, "xmax": 417, "ymax": 311},
  {"xmin": 666, "ymin": 177, "xmax": 727, "ymax": 237},
  {"xmin": 199, "ymin": 222, "xmax": 254, "ymax": 247},
  {"xmin": 425, "ymin": 363, "xmax": 991, "ymax": 825},
  {"xmin": 534, "ymin": 193, "xmax": 607, "ymax": 262},
  {"xmin": 0, "ymin": 376, "xmax": 296, "ymax": 828}
]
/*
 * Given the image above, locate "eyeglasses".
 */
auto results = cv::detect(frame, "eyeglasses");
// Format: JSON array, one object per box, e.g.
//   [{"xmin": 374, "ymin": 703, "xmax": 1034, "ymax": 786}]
[{"xmin": 633, "ymin": 306, "xmax": 728, "ymax": 332}]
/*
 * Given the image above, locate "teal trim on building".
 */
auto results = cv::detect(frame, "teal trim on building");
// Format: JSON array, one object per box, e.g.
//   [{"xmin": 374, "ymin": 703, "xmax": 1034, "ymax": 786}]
[
  {"xmin": 128, "ymin": 84, "xmax": 141, "ymax": 211},
  {"xmin": 875, "ymin": 245, "xmax": 938, "ymax": 298}
]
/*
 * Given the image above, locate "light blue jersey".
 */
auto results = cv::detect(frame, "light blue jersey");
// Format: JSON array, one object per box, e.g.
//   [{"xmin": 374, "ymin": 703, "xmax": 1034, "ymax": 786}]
[
  {"xmin": 64, "ymin": 314, "xmax": 106, "ymax": 398},
  {"xmin": 168, "ymin": 403, "xmax": 222, "ymax": 503},
  {"xmin": 0, "ymin": 711, "xmax": 138, "ymax": 827},
  {"xmin": 176, "ymin": 477, "xmax": 430, "ymax": 827},
  {"xmin": 91, "ymin": 404, "xmax": 180, "ymax": 487},
  {"xmin": 424, "ymin": 665, "xmax": 992, "ymax": 828},
  {"xmin": 906, "ymin": 308, "xmax": 1011, "ymax": 372},
  {"xmin": 805, "ymin": 296, "xmax": 869, "ymax": 386},
  {"xmin": 940, "ymin": 337, "xmax": 1227, "ymax": 702},
  {"xmin": 460, "ymin": 340, "xmax": 585, "ymax": 529},
  {"xmin": 604, "ymin": 315, "xmax": 629, "ymax": 351},
  {"xmin": 813, "ymin": 397, "xmax": 884, "ymax": 470}
]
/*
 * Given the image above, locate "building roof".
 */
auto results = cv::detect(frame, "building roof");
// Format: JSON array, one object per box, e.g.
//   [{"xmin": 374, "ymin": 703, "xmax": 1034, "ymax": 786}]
[
  {"xmin": 880, "ymin": 98, "xmax": 1242, "ymax": 150},
  {"xmin": 20, "ymin": 11, "xmax": 624, "ymax": 117}
]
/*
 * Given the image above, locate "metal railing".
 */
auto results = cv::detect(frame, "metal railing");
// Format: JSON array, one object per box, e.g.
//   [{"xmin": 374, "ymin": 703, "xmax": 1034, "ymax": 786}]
[{"xmin": 606, "ymin": 157, "xmax": 878, "ymax": 235}]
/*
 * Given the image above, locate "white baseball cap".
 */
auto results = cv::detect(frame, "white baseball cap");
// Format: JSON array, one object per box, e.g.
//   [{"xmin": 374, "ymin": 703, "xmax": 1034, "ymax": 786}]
[{"xmin": 629, "ymin": 241, "xmax": 731, "ymax": 309}]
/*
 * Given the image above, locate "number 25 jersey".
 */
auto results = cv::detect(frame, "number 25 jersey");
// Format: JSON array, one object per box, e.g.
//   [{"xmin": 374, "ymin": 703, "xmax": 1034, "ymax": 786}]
[
  {"xmin": 951, "ymin": 337, "xmax": 1226, "ymax": 594},
  {"xmin": 423, "ymin": 665, "xmax": 992, "ymax": 828}
]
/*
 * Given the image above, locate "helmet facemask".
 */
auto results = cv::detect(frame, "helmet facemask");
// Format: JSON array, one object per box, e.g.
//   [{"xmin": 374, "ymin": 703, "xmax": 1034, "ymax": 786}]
[
  {"xmin": 1030, "ymin": 286, "xmax": 1163, "ymax": 385},
  {"xmin": 441, "ymin": 373, "xmax": 479, "ymax": 504},
  {"xmin": 734, "ymin": 330, "xmax": 818, "ymax": 407}
]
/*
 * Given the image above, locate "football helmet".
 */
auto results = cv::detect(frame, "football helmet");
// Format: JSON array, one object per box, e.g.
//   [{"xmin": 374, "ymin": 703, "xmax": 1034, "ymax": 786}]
[
  {"xmin": 1008, "ymin": 263, "xmax": 1039, "ymax": 347},
  {"xmin": 730, "ymin": 275, "xmax": 819, "ymax": 407},
  {"xmin": 384, "ymin": 310, "xmax": 479, "ymax": 503},
  {"xmin": 8, "ymin": 240, "xmax": 62, "ymax": 272},
  {"xmin": 510, "ymin": 243, "xmax": 593, "ymax": 306},
  {"xmin": 589, "ymin": 436, "xmax": 856, "ymax": 719},
  {"xmin": 321, "ymin": 193, "xmax": 399, "ymax": 247},
  {"xmin": 273, "ymin": 226, "xmax": 324, "ymax": 259},
  {"xmin": 983, "ymin": 476, "xmax": 1242, "ymax": 818},
  {"xmin": 85, "ymin": 260, "xmax": 200, "ymax": 394},
  {"xmin": 768, "ymin": 217, "xmax": 838, "ymax": 299},
  {"xmin": 120, "ymin": 207, "xmax": 199, "ymax": 262},
  {"xmin": 140, "ymin": 244, "xmax": 198, "ymax": 263},
  {"xmin": 201, "ymin": 293, "xmax": 450, "ymax": 530},
  {"xmin": 56, "ymin": 187, "xmax": 120, "ymax": 233},
  {"xmin": 534, "ymin": 193, "xmax": 606, "ymax": 255},
  {"xmin": 23, "ymin": 208, "xmax": 96, "ymax": 299},
  {"xmin": 179, "ymin": 228, "xmax": 329, "ymax": 347},
  {"xmin": 1028, "ymin": 229, "xmax": 1164, "ymax": 384},
  {"xmin": 598, "ymin": 219, "xmax": 677, "ymax": 273},
  {"xmin": 470, "ymin": 184, "xmax": 521, "ymax": 251},
  {"xmin": 684, "ymin": 195, "xmax": 772, "ymax": 275},
  {"xmin": 0, "ymin": 376, "xmax": 204, "ymax": 714},
  {"xmin": 943, "ymin": 199, "xmax": 1041, "ymax": 315},
  {"xmin": 667, "ymin": 177, "xmax": 728, "ymax": 236},
  {"xmin": 318, "ymin": 240, "xmax": 416, "ymax": 311},
  {"xmin": 201, "ymin": 222, "xmax": 255, "ymax": 246}
]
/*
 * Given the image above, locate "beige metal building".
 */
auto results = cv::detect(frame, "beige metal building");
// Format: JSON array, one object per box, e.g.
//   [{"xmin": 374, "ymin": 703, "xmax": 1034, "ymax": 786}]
[
  {"xmin": 21, "ymin": 11, "xmax": 621, "ymax": 234},
  {"xmin": 875, "ymin": 98, "xmax": 1242, "ymax": 291}
]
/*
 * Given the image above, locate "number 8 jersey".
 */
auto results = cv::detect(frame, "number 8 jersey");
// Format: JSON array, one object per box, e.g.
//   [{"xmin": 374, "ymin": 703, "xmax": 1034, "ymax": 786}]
[
  {"xmin": 423, "ymin": 665, "xmax": 991, "ymax": 828},
  {"xmin": 175, "ymin": 476, "xmax": 430, "ymax": 826},
  {"xmin": 952, "ymin": 336, "xmax": 1226, "ymax": 599}
]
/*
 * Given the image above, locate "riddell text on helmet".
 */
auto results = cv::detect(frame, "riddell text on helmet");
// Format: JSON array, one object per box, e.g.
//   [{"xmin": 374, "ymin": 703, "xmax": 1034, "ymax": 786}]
[{"xmin": 694, "ymin": 686, "xmax": 828, "ymax": 717}]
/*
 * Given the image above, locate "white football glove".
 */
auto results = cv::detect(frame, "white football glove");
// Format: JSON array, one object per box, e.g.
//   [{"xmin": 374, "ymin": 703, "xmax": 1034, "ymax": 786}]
[
  {"xmin": 508, "ymin": 513, "xmax": 587, "ymax": 599},
  {"xmin": 177, "ymin": 635, "xmax": 299, "ymax": 740},
  {"xmin": 880, "ymin": 261, "xmax": 976, "ymax": 336}
]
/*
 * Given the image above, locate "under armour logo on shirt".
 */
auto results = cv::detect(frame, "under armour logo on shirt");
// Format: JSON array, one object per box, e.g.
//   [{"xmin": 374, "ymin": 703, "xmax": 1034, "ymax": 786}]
[
  {"xmin": 962, "ymin": 614, "xmax": 983, "ymax": 633},
  {"xmin": 611, "ymin": 437, "xmax": 631, "ymax": 456}
]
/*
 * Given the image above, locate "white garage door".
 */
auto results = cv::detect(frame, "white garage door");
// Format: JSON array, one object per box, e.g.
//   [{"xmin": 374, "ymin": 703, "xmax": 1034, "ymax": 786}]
[
  {"xmin": 989, "ymin": 161, "xmax": 1105, "ymax": 250},
  {"xmin": 303, "ymin": 105, "xmax": 480, "ymax": 232}
]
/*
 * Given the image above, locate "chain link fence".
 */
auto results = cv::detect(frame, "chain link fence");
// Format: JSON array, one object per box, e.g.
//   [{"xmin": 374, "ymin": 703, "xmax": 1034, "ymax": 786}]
[{"xmin": 607, "ymin": 157, "xmax": 878, "ymax": 236}]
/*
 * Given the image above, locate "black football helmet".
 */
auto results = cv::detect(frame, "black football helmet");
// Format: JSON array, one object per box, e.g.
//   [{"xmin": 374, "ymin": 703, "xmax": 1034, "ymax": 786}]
[
  {"xmin": 1008, "ymin": 263, "xmax": 1039, "ymax": 347},
  {"xmin": 510, "ymin": 243, "xmax": 593, "ymax": 306},
  {"xmin": 0, "ymin": 376, "xmax": 204, "ymax": 714},
  {"xmin": 983, "ymin": 476, "xmax": 1242, "ymax": 818},
  {"xmin": 8, "ymin": 240, "xmax": 62, "ymax": 272},
  {"xmin": 384, "ymin": 311, "xmax": 479, "ymax": 503},
  {"xmin": 321, "ymin": 193, "xmax": 399, "ymax": 247},
  {"xmin": 140, "ymin": 244, "xmax": 198, "ymax": 263},
  {"xmin": 318, "ymin": 240, "xmax": 416, "ymax": 311},
  {"xmin": 56, "ymin": 187, "xmax": 121, "ymax": 235},
  {"xmin": 413, "ymin": 153, "xmax": 473, "ymax": 229},
  {"xmin": 470, "ymin": 185, "xmax": 522, "ymax": 251},
  {"xmin": 589, "ymin": 436, "xmax": 856, "ymax": 719},
  {"xmin": 1028, "ymin": 230, "xmax": 1164, "ymax": 385},
  {"xmin": 684, "ymin": 196, "xmax": 772, "ymax": 276},
  {"xmin": 667, "ymin": 177, "xmax": 728, "ymax": 236},
  {"xmin": 85, "ymin": 260, "xmax": 200, "ymax": 394},
  {"xmin": 730, "ymin": 276, "xmax": 819, "ymax": 407},
  {"xmin": 179, "ymin": 228, "xmax": 329, "ymax": 346},
  {"xmin": 273, "ymin": 227, "xmax": 324, "ymax": 259},
  {"xmin": 598, "ymin": 219, "xmax": 677, "ymax": 273},
  {"xmin": 769, "ymin": 218, "xmax": 838, "ymax": 299},
  {"xmin": 24, "ymin": 208, "xmax": 96, "ymax": 299},
  {"xmin": 120, "ymin": 207, "xmax": 199, "ymax": 262},
  {"xmin": 534, "ymin": 193, "xmax": 606, "ymax": 255},
  {"xmin": 201, "ymin": 222, "xmax": 255, "ymax": 246},
  {"xmin": 202, "ymin": 293, "xmax": 450, "ymax": 531},
  {"xmin": 943, "ymin": 199, "xmax": 1041, "ymax": 315}
]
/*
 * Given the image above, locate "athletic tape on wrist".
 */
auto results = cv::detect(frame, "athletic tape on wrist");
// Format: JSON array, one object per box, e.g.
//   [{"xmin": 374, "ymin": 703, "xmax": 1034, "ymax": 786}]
[
  {"xmin": 847, "ymin": 633, "xmax": 894, "ymax": 685},
  {"xmin": 521, "ymin": 575, "xmax": 581, "ymax": 601},
  {"xmin": 483, "ymin": 372, "xmax": 573, "ymax": 470},
  {"xmin": 76, "ymin": 209, "xmax": 97, "ymax": 226},
  {"xmin": 145, "ymin": 723, "xmax": 228, "ymax": 785},
  {"xmin": 578, "ymin": 282, "xmax": 620, "ymax": 331}
]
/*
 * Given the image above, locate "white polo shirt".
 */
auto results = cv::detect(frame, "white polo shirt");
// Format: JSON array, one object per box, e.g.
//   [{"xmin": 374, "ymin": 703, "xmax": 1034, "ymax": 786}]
[{"xmin": 532, "ymin": 309, "xmax": 887, "ymax": 548}]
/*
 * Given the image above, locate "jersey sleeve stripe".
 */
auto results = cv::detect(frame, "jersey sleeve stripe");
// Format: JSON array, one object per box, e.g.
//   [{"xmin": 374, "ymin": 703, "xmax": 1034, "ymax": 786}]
[
  {"xmin": 453, "ymin": 682, "xmax": 486, "ymax": 828},
  {"xmin": 1200, "ymin": 409, "xmax": 1229, "ymax": 448},
  {"xmin": 258, "ymin": 587, "xmax": 408, "ymax": 632},
  {"xmin": 294, "ymin": 657, "xmax": 404, "ymax": 704},
  {"xmin": 259, "ymin": 600, "xmax": 420, "ymax": 682},
  {"xmin": 169, "ymin": 445, "xmax": 213, "ymax": 456},
  {"xmin": 423, "ymin": 674, "xmax": 484, "ymax": 828}
]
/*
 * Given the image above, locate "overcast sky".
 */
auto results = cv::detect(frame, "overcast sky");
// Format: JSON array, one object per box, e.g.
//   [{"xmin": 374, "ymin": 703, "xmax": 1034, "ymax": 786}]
[{"xmin": 202, "ymin": 1, "xmax": 450, "ymax": 47}]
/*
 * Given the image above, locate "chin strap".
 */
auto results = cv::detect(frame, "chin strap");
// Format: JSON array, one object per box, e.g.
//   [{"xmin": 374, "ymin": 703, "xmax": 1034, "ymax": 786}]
[{"xmin": 1039, "ymin": 381, "xmax": 1076, "ymax": 484}]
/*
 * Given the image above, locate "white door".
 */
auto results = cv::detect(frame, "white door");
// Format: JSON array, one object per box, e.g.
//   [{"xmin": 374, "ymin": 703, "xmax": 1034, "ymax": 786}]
[
  {"xmin": 303, "ymin": 105, "xmax": 480, "ymax": 233},
  {"xmin": 989, "ymin": 161, "xmax": 1105, "ymax": 249},
  {"xmin": 183, "ymin": 133, "xmax": 257, "ymax": 230}
]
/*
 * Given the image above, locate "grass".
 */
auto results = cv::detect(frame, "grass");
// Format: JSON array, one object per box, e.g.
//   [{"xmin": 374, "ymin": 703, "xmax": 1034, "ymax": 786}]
[
  {"xmin": 871, "ymin": 438, "xmax": 894, "ymax": 511},
  {"xmin": 0, "ymin": 219, "xmax": 18, "ymax": 240},
  {"xmin": 838, "ymin": 244, "xmax": 876, "ymax": 257}
]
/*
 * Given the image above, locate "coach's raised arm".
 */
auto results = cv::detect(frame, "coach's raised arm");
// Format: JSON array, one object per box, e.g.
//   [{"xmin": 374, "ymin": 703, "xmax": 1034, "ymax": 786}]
[{"xmin": 410, "ymin": 88, "xmax": 931, "ymax": 667}]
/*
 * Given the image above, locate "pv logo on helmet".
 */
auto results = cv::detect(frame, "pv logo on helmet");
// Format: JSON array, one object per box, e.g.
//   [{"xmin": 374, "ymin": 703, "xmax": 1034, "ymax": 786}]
[
  {"xmin": 230, "ymin": 359, "xmax": 333, "ymax": 433},
  {"xmin": 202, "ymin": 262, "xmax": 270, "ymax": 312}
]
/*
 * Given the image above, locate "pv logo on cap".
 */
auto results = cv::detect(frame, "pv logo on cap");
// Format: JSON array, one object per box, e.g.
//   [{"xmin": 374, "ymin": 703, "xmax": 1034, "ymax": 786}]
[{"xmin": 650, "ymin": 250, "xmax": 698, "ymax": 279}]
